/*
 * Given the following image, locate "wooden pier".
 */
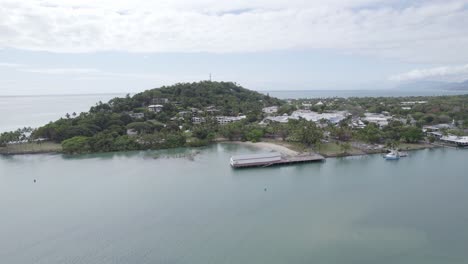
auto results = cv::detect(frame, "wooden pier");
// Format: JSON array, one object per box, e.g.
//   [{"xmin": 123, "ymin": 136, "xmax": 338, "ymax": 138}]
[{"xmin": 230, "ymin": 152, "xmax": 325, "ymax": 168}]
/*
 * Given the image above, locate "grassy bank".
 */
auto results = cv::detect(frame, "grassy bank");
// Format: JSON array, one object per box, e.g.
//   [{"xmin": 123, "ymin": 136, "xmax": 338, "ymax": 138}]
[
  {"xmin": 0, "ymin": 142, "xmax": 62, "ymax": 155},
  {"xmin": 316, "ymin": 142, "xmax": 365, "ymax": 157}
]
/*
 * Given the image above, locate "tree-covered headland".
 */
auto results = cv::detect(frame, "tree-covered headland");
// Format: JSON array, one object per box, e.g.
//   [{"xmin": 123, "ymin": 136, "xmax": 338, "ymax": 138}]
[{"xmin": 1, "ymin": 81, "xmax": 467, "ymax": 155}]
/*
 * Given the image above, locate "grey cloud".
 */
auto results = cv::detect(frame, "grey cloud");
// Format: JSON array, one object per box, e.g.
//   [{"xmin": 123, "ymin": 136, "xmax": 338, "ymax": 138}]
[{"xmin": 0, "ymin": 0, "xmax": 467, "ymax": 64}]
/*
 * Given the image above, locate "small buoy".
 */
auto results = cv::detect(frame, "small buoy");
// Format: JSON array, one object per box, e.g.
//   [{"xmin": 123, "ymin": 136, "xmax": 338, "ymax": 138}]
[
  {"xmin": 34, "ymin": 179, "xmax": 36, "ymax": 183},
  {"xmin": 264, "ymin": 187, "xmax": 267, "ymax": 192}
]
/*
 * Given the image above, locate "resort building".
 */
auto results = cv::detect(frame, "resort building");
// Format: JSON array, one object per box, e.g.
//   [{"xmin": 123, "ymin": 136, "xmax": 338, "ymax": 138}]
[
  {"xmin": 427, "ymin": 131, "xmax": 443, "ymax": 139},
  {"xmin": 263, "ymin": 110, "xmax": 349, "ymax": 125},
  {"xmin": 351, "ymin": 119, "xmax": 366, "ymax": 129},
  {"xmin": 362, "ymin": 113, "xmax": 391, "ymax": 127},
  {"xmin": 422, "ymin": 124, "xmax": 454, "ymax": 132},
  {"xmin": 440, "ymin": 135, "xmax": 468, "ymax": 147},
  {"xmin": 290, "ymin": 110, "xmax": 349, "ymax": 124},
  {"xmin": 262, "ymin": 106, "xmax": 279, "ymax": 114},
  {"xmin": 263, "ymin": 114, "xmax": 294, "ymax": 124}
]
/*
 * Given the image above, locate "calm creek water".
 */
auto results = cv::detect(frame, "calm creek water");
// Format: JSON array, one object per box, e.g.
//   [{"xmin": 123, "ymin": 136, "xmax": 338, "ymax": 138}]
[{"xmin": 1, "ymin": 144, "xmax": 467, "ymax": 263}]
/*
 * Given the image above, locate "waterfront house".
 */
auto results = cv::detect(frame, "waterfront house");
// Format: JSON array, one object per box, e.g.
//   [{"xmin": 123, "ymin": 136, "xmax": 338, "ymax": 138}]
[{"xmin": 440, "ymin": 135, "xmax": 468, "ymax": 147}]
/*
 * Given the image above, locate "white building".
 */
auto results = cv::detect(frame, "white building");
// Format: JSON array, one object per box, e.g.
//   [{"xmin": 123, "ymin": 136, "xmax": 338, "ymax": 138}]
[
  {"xmin": 264, "ymin": 114, "xmax": 295, "ymax": 124},
  {"xmin": 262, "ymin": 106, "xmax": 279, "ymax": 114},
  {"xmin": 291, "ymin": 110, "xmax": 349, "ymax": 124},
  {"xmin": 129, "ymin": 112, "xmax": 145, "ymax": 119},
  {"xmin": 363, "ymin": 113, "xmax": 391, "ymax": 127},
  {"xmin": 191, "ymin": 117, "xmax": 206, "ymax": 124},
  {"xmin": 264, "ymin": 110, "xmax": 349, "ymax": 125},
  {"xmin": 148, "ymin": 105, "xmax": 163, "ymax": 113},
  {"xmin": 401, "ymin": 101, "xmax": 428, "ymax": 105},
  {"xmin": 440, "ymin": 135, "xmax": 468, "ymax": 147},
  {"xmin": 126, "ymin": 129, "xmax": 138, "ymax": 136},
  {"xmin": 422, "ymin": 124, "xmax": 453, "ymax": 132},
  {"xmin": 216, "ymin": 115, "xmax": 246, "ymax": 125}
]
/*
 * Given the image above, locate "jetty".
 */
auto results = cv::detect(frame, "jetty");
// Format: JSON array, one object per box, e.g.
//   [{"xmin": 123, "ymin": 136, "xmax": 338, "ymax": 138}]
[{"xmin": 230, "ymin": 152, "xmax": 325, "ymax": 168}]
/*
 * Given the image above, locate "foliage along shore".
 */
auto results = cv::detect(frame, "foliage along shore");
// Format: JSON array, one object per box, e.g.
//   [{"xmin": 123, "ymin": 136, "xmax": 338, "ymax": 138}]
[{"xmin": 1, "ymin": 81, "xmax": 467, "ymax": 156}]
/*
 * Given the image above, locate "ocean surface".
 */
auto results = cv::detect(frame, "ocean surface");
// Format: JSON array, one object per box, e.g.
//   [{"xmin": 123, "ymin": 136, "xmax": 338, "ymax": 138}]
[
  {"xmin": 0, "ymin": 94, "xmax": 124, "ymax": 133},
  {"xmin": 1, "ymin": 145, "xmax": 467, "ymax": 263},
  {"xmin": 267, "ymin": 89, "xmax": 468, "ymax": 99}
]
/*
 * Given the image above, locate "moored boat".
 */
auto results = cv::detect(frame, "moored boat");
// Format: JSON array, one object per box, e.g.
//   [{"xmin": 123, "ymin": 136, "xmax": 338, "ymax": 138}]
[{"xmin": 384, "ymin": 150, "xmax": 400, "ymax": 160}]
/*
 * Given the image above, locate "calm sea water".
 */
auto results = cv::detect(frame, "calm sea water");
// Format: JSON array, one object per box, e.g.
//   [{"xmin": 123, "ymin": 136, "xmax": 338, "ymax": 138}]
[
  {"xmin": 0, "ymin": 144, "xmax": 467, "ymax": 263},
  {"xmin": 0, "ymin": 94, "xmax": 123, "ymax": 132},
  {"xmin": 267, "ymin": 89, "xmax": 468, "ymax": 99}
]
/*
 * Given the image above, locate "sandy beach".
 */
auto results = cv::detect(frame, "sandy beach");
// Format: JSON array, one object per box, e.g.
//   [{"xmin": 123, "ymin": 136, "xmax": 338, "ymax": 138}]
[{"xmin": 231, "ymin": 141, "xmax": 299, "ymax": 156}]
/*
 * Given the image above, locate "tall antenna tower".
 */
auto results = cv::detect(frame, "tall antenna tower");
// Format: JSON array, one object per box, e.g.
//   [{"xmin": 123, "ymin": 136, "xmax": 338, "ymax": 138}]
[{"xmin": 209, "ymin": 73, "xmax": 212, "ymax": 82}]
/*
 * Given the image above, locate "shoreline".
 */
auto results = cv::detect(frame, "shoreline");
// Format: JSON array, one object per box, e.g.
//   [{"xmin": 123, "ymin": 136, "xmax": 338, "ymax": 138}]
[
  {"xmin": 228, "ymin": 141, "xmax": 300, "ymax": 156},
  {"xmin": 0, "ymin": 140, "xmax": 455, "ymax": 158},
  {"xmin": 0, "ymin": 142, "xmax": 62, "ymax": 156}
]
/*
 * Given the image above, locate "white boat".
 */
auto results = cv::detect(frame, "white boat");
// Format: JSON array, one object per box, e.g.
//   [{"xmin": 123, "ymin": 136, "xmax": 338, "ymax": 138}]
[{"xmin": 384, "ymin": 150, "xmax": 400, "ymax": 160}]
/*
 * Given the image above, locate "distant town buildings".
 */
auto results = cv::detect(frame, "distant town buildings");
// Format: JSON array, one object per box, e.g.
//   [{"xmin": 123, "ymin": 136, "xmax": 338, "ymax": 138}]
[{"xmin": 401, "ymin": 101, "xmax": 428, "ymax": 105}]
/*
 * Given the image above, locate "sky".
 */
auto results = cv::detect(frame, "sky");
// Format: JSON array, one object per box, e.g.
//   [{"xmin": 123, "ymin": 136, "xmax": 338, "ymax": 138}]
[{"xmin": 1, "ymin": 0, "xmax": 468, "ymax": 95}]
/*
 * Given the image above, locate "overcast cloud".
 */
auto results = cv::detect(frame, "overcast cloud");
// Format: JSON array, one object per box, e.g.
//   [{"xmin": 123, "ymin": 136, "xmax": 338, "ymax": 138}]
[
  {"xmin": 390, "ymin": 64, "xmax": 468, "ymax": 82},
  {"xmin": 1, "ymin": 0, "xmax": 468, "ymax": 64},
  {"xmin": 1, "ymin": 0, "xmax": 468, "ymax": 94}
]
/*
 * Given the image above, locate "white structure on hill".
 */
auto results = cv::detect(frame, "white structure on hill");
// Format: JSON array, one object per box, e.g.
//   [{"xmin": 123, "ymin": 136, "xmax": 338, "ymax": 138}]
[
  {"xmin": 262, "ymin": 106, "xmax": 279, "ymax": 114},
  {"xmin": 148, "ymin": 105, "xmax": 163, "ymax": 112},
  {"xmin": 191, "ymin": 117, "xmax": 206, "ymax": 124},
  {"xmin": 216, "ymin": 115, "xmax": 246, "ymax": 125},
  {"xmin": 290, "ymin": 110, "xmax": 349, "ymax": 124}
]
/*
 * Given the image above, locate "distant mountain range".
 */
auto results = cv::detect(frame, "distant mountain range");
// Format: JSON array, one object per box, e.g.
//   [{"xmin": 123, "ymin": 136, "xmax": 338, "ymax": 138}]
[{"xmin": 396, "ymin": 80, "xmax": 468, "ymax": 91}]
